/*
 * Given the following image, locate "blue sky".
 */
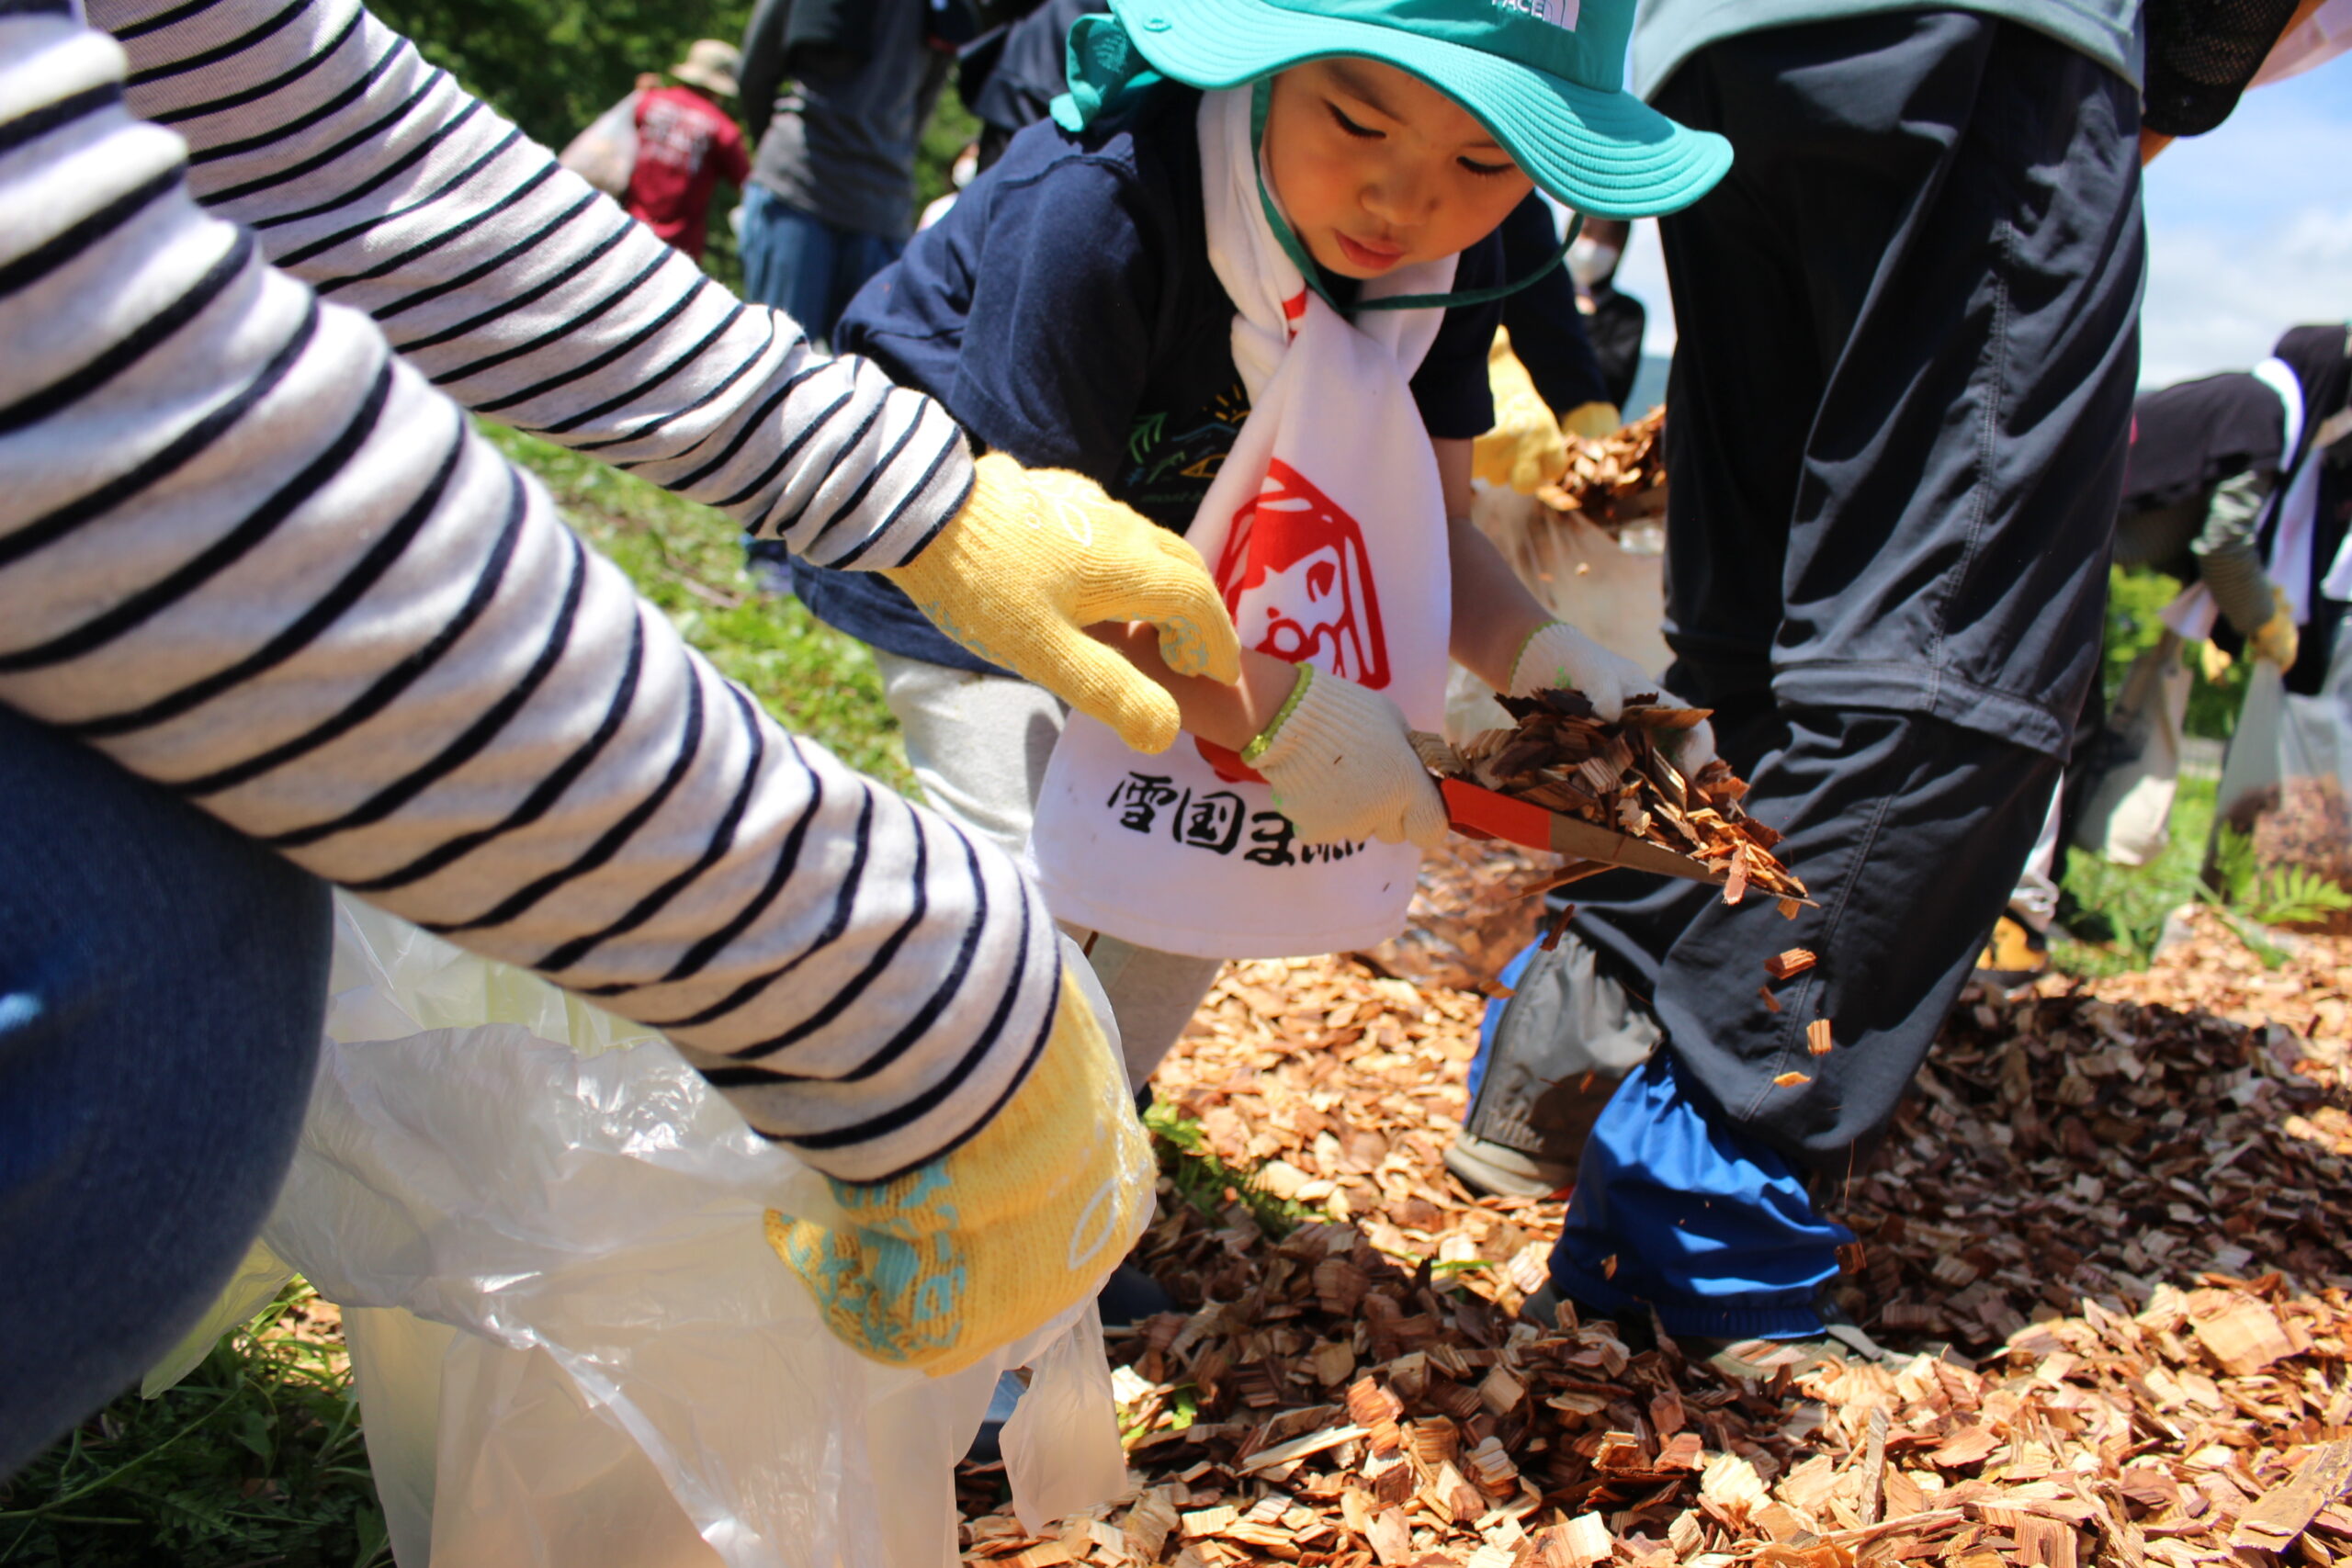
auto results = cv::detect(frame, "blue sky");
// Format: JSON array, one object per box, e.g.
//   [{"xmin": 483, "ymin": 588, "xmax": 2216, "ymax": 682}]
[{"xmin": 1611, "ymin": 62, "xmax": 2352, "ymax": 389}]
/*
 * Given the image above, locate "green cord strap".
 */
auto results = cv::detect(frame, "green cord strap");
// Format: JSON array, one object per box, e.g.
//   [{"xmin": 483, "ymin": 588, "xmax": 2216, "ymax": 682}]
[
  {"xmin": 1508, "ymin": 620, "xmax": 1566, "ymax": 687},
  {"xmin": 1248, "ymin": 78, "xmax": 1580, "ymax": 318},
  {"xmin": 1241, "ymin": 661, "xmax": 1316, "ymax": 763}
]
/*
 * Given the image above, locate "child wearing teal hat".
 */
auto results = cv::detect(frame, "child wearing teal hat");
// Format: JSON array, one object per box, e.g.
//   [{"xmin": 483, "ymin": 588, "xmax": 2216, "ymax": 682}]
[{"xmin": 792, "ymin": 0, "xmax": 1728, "ymax": 1089}]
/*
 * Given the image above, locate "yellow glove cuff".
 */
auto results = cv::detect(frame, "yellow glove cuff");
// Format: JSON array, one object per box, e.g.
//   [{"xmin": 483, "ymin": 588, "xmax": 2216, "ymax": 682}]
[{"xmin": 765, "ymin": 966, "xmax": 1152, "ymax": 1376}]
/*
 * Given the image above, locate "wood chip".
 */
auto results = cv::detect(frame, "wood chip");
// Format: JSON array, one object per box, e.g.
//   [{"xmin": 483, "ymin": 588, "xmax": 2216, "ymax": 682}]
[{"xmin": 1060, "ymin": 865, "xmax": 2352, "ymax": 1568}]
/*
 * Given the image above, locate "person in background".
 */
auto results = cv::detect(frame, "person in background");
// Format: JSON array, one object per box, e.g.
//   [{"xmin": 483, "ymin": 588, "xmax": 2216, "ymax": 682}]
[
  {"xmin": 624, "ymin": 40, "xmax": 751, "ymax": 261},
  {"xmin": 738, "ymin": 0, "xmax": 956, "ymax": 592},
  {"xmin": 1570, "ymin": 218, "xmax": 1646, "ymax": 413},
  {"xmin": 1468, "ymin": 0, "xmax": 2146, "ymax": 1374},
  {"xmin": 1471, "ymin": 194, "xmax": 1623, "ymax": 497},
  {"xmin": 960, "ymin": 0, "xmax": 1107, "ymax": 172},
  {"xmin": 1978, "ymin": 344, "xmax": 2325, "ymax": 986},
  {"xmin": 736, "ymin": 0, "xmax": 951, "ymax": 342}
]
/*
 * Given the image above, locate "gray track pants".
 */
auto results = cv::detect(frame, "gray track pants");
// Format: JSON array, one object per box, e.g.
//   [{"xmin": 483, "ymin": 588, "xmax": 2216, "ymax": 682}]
[{"xmin": 871, "ymin": 651, "xmax": 1224, "ymax": 1089}]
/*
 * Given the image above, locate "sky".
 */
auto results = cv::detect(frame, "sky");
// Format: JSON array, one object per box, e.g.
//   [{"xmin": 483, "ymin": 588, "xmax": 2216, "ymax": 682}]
[{"xmin": 1609, "ymin": 62, "xmax": 2352, "ymax": 391}]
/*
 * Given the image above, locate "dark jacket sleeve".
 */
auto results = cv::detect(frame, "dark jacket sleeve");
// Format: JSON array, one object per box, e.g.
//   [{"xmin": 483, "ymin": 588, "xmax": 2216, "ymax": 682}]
[
  {"xmin": 739, "ymin": 0, "xmax": 792, "ymax": 147},
  {"xmin": 1497, "ymin": 193, "xmax": 1611, "ymax": 415}
]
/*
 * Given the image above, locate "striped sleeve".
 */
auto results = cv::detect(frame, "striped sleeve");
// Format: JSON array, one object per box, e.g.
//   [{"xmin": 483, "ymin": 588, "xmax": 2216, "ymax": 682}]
[
  {"xmin": 0, "ymin": 6, "xmax": 1062, "ymax": 1183},
  {"xmin": 90, "ymin": 0, "xmax": 972, "ymax": 572}
]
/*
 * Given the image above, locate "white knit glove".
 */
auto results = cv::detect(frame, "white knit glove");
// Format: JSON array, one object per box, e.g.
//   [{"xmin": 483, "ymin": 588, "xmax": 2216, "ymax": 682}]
[
  {"xmin": 1510, "ymin": 622, "xmax": 1717, "ymax": 770},
  {"xmin": 1246, "ymin": 666, "xmax": 1449, "ymax": 850}
]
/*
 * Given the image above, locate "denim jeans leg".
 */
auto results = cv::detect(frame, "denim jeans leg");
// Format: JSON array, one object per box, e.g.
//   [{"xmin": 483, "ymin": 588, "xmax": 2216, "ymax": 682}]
[
  {"xmin": 738, "ymin": 186, "xmax": 845, "ymax": 343},
  {"xmin": 0, "ymin": 706, "xmax": 332, "ymax": 1479},
  {"xmin": 826, "ymin": 229, "xmax": 906, "ymax": 337}
]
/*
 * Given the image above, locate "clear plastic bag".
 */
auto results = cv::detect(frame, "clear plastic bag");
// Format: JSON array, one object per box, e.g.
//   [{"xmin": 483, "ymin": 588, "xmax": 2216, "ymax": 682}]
[
  {"xmin": 2075, "ymin": 630, "xmax": 2191, "ymax": 867},
  {"xmin": 2214, "ymin": 626, "xmax": 2352, "ymax": 930},
  {"xmin": 559, "ymin": 93, "xmax": 640, "ymax": 196},
  {"xmin": 190, "ymin": 895, "xmax": 1125, "ymax": 1568}
]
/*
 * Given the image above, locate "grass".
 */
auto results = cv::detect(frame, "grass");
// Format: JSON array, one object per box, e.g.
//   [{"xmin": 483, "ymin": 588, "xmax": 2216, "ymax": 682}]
[
  {"xmin": 0, "ymin": 1285, "xmax": 387, "ymax": 1568},
  {"xmin": 2052, "ymin": 772, "xmax": 2219, "ymax": 978}
]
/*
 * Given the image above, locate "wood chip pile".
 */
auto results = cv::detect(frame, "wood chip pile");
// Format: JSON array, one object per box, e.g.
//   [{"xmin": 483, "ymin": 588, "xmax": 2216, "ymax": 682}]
[
  {"xmin": 1538, "ymin": 407, "xmax": 1668, "ymax": 534},
  {"xmin": 956, "ymin": 899, "xmax": 2352, "ymax": 1568},
  {"xmin": 1359, "ymin": 835, "xmax": 1552, "ymax": 995},
  {"xmin": 2086, "ymin": 906, "xmax": 2352, "ymax": 1048},
  {"xmin": 1417, "ymin": 690, "xmax": 1806, "ymax": 905}
]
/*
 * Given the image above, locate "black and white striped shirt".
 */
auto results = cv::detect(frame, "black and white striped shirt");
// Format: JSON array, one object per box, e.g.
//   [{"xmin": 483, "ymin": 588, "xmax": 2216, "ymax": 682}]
[{"xmin": 0, "ymin": 0, "xmax": 1062, "ymax": 1183}]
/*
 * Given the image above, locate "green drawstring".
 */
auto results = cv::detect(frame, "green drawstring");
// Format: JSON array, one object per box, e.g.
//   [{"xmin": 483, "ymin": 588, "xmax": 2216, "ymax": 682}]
[{"xmin": 1247, "ymin": 78, "xmax": 1578, "ymax": 318}]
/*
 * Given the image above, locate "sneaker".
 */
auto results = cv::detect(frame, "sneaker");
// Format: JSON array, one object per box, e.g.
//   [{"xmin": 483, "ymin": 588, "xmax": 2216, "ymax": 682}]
[
  {"xmin": 1450, "ymin": 931, "xmax": 1658, "ymax": 1198},
  {"xmin": 1973, "ymin": 912, "xmax": 2049, "ymax": 988},
  {"xmin": 1517, "ymin": 1283, "xmax": 1657, "ymax": 1356},
  {"xmin": 1444, "ymin": 1132, "xmax": 1573, "ymax": 1199},
  {"xmin": 1682, "ymin": 1303, "xmax": 1970, "ymax": 1382}
]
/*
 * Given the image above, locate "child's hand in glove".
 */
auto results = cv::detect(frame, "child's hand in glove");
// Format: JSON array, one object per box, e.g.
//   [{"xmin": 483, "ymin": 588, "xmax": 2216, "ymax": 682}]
[
  {"xmin": 1244, "ymin": 665, "xmax": 1449, "ymax": 849},
  {"xmin": 1510, "ymin": 622, "xmax": 1716, "ymax": 769},
  {"xmin": 2251, "ymin": 584, "xmax": 2301, "ymax": 670},
  {"xmin": 765, "ymin": 955, "xmax": 1154, "ymax": 1378},
  {"xmin": 1471, "ymin": 331, "xmax": 1569, "ymax": 495},
  {"xmin": 884, "ymin": 454, "xmax": 1242, "ymax": 754}
]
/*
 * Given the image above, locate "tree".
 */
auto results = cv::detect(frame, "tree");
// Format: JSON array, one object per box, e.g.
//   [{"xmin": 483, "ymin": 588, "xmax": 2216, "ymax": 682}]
[{"xmin": 368, "ymin": 0, "xmax": 753, "ymax": 148}]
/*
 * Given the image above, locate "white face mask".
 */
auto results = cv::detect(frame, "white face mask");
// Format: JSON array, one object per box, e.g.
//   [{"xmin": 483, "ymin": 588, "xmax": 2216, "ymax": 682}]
[{"xmin": 1567, "ymin": 238, "xmax": 1621, "ymax": 288}]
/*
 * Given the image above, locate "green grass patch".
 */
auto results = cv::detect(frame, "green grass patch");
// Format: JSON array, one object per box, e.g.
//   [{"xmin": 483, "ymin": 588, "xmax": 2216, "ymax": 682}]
[
  {"xmin": 1144, "ymin": 1101, "xmax": 1312, "ymax": 1240},
  {"xmin": 0, "ymin": 1286, "xmax": 387, "ymax": 1568},
  {"xmin": 481, "ymin": 423, "xmax": 916, "ymax": 795},
  {"xmin": 2052, "ymin": 772, "xmax": 2218, "ymax": 978}
]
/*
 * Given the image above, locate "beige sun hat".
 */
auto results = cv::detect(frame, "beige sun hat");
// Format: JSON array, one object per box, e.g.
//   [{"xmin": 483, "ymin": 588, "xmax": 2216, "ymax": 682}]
[{"xmin": 672, "ymin": 39, "xmax": 741, "ymax": 97}]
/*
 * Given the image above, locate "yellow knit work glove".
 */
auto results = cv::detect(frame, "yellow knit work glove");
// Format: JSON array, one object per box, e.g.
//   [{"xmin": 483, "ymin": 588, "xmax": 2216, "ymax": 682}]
[
  {"xmin": 2200, "ymin": 639, "xmax": 2234, "ymax": 683},
  {"xmin": 1560, "ymin": 400, "xmax": 1622, "ymax": 440},
  {"xmin": 1471, "ymin": 330, "xmax": 1569, "ymax": 494},
  {"xmin": 765, "ymin": 964, "xmax": 1154, "ymax": 1377},
  {"xmin": 2251, "ymin": 584, "xmax": 2301, "ymax": 670},
  {"xmin": 883, "ymin": 454, "xmax": 1242, "ymax": 753}
]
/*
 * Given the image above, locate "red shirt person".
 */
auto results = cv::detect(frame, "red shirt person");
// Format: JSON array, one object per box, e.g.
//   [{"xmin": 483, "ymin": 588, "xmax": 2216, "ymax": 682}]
[{"xmin": 626, "ymin": 40, "xmax": 751, "ymax": 260}]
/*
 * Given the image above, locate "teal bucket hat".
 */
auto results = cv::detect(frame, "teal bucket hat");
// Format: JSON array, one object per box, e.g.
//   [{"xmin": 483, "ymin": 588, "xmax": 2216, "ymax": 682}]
[{"xmin": 1059, "ymin": 0, "xmax": 1730, "ymax": 221}]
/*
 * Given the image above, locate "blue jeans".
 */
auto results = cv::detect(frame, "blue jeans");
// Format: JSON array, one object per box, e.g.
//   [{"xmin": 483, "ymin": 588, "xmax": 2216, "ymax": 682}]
[
  {"xmin": 0, "ymin": 706, "xmax": 331, "ymax": 1478},
  {"xmin": 738, "ymin": 184, "xmax": 905, "ymax": 344}
]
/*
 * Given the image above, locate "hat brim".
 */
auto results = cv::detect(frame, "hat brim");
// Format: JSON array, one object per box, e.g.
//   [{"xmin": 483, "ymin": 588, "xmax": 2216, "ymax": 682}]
[
  {"xmin": 673, "ymin": 65, "xmax": 740, "ymax": 96},
  {"xmin": 1109, "ymin": 0, "xmax": 1727, "ymax": 219}
]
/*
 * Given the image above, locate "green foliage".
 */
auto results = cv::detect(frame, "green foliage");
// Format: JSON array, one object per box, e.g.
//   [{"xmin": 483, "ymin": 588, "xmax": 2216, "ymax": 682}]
[
  {"xmin": 480, "ymin": 424, "xmax": 916, "ymax": 793},
  {"xmin": 2209, "ymin": 827, "xmax": 2352, "ymax": 930},
  {"xmin": 368, "ymin": 0, "xmax": 754, "ymax": 152},
  {"xmin": 2102, "ymin": 565, "xmax": 2249, "ymax": 740},
  {"xmin": 2051, "ymin": 773, "xmax": 2217, "ymax": 977},
  {"xmin": 0, "ymin": 1286, "xmax": 388, "ymax": 1568},
  {"xmin": 1143, "ymin": 1101, "xmax": 1308, "ymax": 1240}
]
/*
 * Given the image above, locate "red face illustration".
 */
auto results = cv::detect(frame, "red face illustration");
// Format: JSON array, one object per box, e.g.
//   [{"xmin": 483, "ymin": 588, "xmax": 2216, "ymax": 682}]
[{"xmin": 1213, "ymin": 458, "xmax": 1390, "ymax": 691}]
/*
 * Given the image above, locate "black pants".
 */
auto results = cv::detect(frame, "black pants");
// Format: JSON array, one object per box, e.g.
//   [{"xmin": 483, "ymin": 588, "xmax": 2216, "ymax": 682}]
[{"xmin": 1545, "ymin": 10, "xmax": 2143, "ymax": 1326}]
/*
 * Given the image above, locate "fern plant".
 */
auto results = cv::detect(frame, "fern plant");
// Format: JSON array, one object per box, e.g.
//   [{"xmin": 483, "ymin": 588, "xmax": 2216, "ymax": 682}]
[{"xmin": 2199, "ymin": 827, "xmax": 2352, "ymax": 965}]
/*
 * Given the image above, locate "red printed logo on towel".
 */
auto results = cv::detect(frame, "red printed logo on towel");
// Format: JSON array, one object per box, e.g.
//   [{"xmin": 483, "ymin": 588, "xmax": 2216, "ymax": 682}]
[{"xmin": 1214, "ymin": 459, "xmax": 1390, "ymax": 691}]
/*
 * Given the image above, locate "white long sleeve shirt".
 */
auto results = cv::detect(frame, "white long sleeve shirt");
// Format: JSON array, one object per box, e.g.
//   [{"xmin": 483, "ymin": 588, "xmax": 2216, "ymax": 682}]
[{"xmin": 0, "ymin": 0, "xmax": 1061, "ymax": 1183}]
